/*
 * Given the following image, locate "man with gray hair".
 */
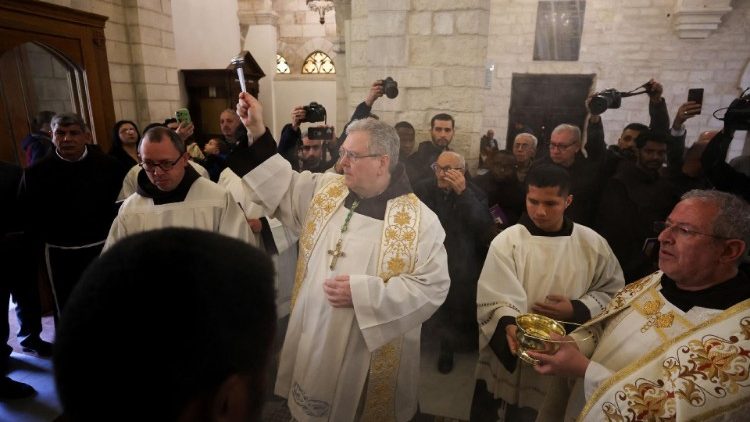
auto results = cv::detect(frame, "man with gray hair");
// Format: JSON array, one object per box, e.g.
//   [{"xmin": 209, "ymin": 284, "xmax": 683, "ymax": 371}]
[
  {"xmin": 512, "ymin": 132, "xmax": 537, "ymax": 182},
  {"xmin": 533, "ymin": 123, "xmax": 602, "ymax": 226},
  {"xmin": 20, "ymin": 112, "xmax": 124, "ymax": 318},
  {"xmin": 104, "ymin": 126, "xmax": 253, "ymax": 250},
  {"xmin": 234, "ymin": 92, "xmax": 450, "ymax": 422},
  {"xmin": 530, "ymin": 190, "xmax": 750, "ymax": 421}
]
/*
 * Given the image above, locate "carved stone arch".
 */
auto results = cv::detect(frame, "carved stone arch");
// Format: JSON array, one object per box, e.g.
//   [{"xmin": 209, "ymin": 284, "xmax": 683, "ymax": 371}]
[{"xmin": 298, "ymin": 38, "xmax": 336, "ymax": 64}]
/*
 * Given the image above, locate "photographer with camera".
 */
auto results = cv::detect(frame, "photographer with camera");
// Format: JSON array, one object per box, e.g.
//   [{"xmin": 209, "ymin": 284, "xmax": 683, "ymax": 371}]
[
  {"xmin": 279, "ymin": 80, "xmax": 390, "ymax": 172},
  {"xmin": 700, "ymin": 89, "xmax": 750, "ymax": 201},
  {"xmin": 586, "ymin": 79, "xmax": 671, "ymax": 180}
]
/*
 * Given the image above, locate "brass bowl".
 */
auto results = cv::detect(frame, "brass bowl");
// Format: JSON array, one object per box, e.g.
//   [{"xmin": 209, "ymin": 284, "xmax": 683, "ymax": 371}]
[{"xmin": 515, "ymin": 313, "xmax": 566, "ymax": 366}]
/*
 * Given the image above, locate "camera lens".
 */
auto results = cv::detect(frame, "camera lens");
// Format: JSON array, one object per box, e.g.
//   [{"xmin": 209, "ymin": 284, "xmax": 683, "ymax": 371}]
[{"xmin": 383, "ymin": 77, "xmax": 399, "ymax": 99}]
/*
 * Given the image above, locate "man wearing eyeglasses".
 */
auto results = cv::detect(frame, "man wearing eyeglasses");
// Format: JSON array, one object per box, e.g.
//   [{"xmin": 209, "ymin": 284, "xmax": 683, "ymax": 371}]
[
  {"xmin": 512, "ymin": 133, "xmax": 538, "ymax": 182},
  {"xmin": 20, "ymin": 113, "xmax": 124, "ymax": 318},
  {"xmin": 234, "ymin": 93, "xmax": 449, "ymax": 422},
  {"xmin": 528, "ymin": 190, "xmax": 750, "ymax": 421},
  {"xmin": 414, "ymin": 151, "xmax": 494, "ymax": 374},
  {"xmin": 103, "ymin": 126, "xmax": 254, "ymax": 250},
  {"xmin": 533, "ymin": 124, "xmax": 601, "ymax": 226}
]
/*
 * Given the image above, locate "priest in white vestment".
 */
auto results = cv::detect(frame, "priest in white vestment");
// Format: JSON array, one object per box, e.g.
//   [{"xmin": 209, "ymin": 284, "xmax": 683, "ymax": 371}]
[
  {"xmin": 234, "ymin": 93, "xmax": 450, "ymax": 422},
  {"xmin": 529, "ymin": 190, "xmax": 750, "ymax": 421},
  {"xmin": 104, "ymin": 126, "xmax": 253, "ymax": 250},
  {"xmin": 472, "ymin": 164, "xmax": 624, "ymax": 422},
  {"xmin": 117, "ymin": 159, "xmax": 210, "ymax": 201}
]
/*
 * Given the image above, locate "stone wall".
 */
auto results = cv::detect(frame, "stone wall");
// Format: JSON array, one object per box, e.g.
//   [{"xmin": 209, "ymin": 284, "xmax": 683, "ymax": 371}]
[
  {"xmin": 483, "ymin": 0, "xmax": 750, "ymax": 156},
  {"xmin": 40, "ymin": 0, "xmax": 181, "ymax": 130},
  {"xmin": 274, "ymin": 0, "xmax": 338, "ymax": 74},
  {"xmin": 347, "ymin": 0, "xmax": 491, "ymax": 165}
]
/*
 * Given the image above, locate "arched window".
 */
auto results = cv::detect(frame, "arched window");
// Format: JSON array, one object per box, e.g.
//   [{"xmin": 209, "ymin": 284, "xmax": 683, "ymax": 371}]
[
  {"xmin": 276, "ymin": 54, "xmax": 290, "ymax": 74},
  {"xmin": 302, "ymin": 50, "xmax": 335, "ymax": 74}
]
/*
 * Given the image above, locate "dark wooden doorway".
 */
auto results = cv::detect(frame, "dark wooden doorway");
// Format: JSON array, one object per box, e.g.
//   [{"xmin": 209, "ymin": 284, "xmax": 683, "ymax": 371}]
[
  {"xmin": 0, "ymin": 0, "xmax": 114, "ymax": 166},
  {"xmin": 506, "ymin": 73, "xmax": 594, "ymax": 153}
]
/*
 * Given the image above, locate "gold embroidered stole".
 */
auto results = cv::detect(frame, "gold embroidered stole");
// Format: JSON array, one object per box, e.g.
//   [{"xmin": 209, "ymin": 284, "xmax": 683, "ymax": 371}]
[
  {"xmin": 578, "ymin": 298, "xmax": 750, "ymax": 422},
  {"xmin": 360, "ymin": 193, "xmax": 421, "ymax": 422},
  {"xmin": 290, "ymin": 177, "xmax": 349, "ymax": 310}
]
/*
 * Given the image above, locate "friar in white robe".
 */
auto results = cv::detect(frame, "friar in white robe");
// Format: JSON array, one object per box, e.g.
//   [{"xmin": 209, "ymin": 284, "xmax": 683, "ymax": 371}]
[
  {"xmin": 529, "ymin": 190, "xmax": 750, "ymax": 422},
  {"xmin": 473, "ymin": 164, "xmax": 624, "ymax": 422},
  {"xmin": 234, "ymin": 93, "xmax": 450, "ymax": 422},
  {"xmin": 104, "ymin": 127, "xmax": 253, "ymax": 250}
]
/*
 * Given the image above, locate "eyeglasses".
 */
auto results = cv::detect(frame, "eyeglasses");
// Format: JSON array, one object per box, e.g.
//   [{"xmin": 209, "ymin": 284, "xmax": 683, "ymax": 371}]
[
  {"xmin": 430, "ymin": 163, "xmax": 464, "ymax": 173},
  {"xmin": 339, "ymin": 148, "xmax": 383, "ymax": 162},
  {"xmin": 139, "ymin": 156, "xmax": 183, "ymax": 173},
  {"xmin": 653, "ymin": 221, "xmax": 731, "ymax": 240},
  {"xmin": 549, "ymin": 142, "xmax": 576, "ymax": 151},
  {"xmin": 514, "ymin": 143, "xmax": 533, "ymax": 150}
]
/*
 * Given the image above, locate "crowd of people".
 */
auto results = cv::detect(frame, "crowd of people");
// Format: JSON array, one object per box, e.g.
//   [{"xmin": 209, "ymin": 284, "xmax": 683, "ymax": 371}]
[{"xmin": 0, "ymin": 78, "xmax": 749, "ymax": 422}]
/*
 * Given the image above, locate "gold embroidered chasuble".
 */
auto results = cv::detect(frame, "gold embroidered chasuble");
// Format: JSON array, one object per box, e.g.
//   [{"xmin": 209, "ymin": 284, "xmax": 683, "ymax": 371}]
[
  {"xmin": 241, "ymin": 155, "xmax": 449, "ymax": 422},
  {"xmin": 540, "ymin": 272, "xmax": 750, "ymax": 421}
]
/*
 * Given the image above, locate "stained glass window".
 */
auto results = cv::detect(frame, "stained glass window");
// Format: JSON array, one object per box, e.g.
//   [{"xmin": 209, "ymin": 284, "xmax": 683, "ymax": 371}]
[{"xmin": 302, "ymin": 51, "xmax": 335, "ymax": 74}]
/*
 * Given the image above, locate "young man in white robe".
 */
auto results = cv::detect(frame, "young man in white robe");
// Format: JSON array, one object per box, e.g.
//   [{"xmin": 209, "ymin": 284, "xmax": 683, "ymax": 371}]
[
  {"xmin": 472, "ymin": 164, "xmax": 625, "ymax": 422},
  {"xmin": 529, "ymin": 190, "xmax": 750, "ymax": 421},
  {"xmin": 234, "ymin": 93, "xmax": 450, "ymax": 422},
  {"xmin": 104, "ymin": 126, "xmax": 254, "ymax": 250}
]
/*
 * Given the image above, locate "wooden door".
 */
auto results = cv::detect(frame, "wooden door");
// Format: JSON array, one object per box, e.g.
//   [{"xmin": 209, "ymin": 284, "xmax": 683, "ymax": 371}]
[{"xmin": 506, "ymin": 73, "xmax": 594, "ymax": 153}]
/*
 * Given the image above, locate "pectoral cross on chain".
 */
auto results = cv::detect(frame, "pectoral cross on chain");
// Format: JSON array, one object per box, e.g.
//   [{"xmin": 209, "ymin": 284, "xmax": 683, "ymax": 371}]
[
  {"xmin": 327, "ymin": 199, "xmax": 359, "ymax": 271},
  {"xmin": 328, "ymin": 239, "xmax": 345, "ymax": 270}
]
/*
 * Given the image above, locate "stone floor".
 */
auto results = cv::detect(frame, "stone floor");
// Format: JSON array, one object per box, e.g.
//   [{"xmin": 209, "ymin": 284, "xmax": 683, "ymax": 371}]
[{"xmin": 2, "ymin": 305, "xmax": 476, "ymax": 422}]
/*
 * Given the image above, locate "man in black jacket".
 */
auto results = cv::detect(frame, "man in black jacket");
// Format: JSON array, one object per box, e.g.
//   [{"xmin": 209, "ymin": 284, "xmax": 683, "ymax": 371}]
[
  {"xmin": 407, "ymin": 113, "xmax": 455, "ymax": 185},
  {"xmin": 414, "ymin": 151, "xmax": 493, "ymax": 373}
]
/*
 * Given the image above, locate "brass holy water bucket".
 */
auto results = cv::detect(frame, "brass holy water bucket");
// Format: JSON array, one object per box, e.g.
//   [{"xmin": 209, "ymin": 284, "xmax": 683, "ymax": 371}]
[{"xmin": 515, "ymin": 313, "xmax": 568, "ymax": 366}]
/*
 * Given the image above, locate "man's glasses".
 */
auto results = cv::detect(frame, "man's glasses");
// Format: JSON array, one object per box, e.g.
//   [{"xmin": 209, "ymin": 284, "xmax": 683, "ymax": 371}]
[
  {"xmin": 514, "ymin": 143, "xmax": 533, "ymax": 150},
  {"xmin": 430, "ymin": 163, "xmax": 464, "ymax": 173},
  {"xmin": 339, "ymin": 148, "xmax": 382, "ymax": 162},
  {"xmin": 653, "ymin": 221, "xmax": 731, "ymax": 240},
  {"xmin": 549, "ymin": 142, "xmax": 576, "ymax": 151},
  {"xmin": 139, "ymin": 156, "xmax": 182, "ymax": 173}
]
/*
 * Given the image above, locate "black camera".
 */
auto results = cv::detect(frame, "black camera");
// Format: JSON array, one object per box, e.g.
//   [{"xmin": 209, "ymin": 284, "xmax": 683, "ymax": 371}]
[
  {"xmin": 308, "ymin": 126, "xmax": 334, "ymax": 141},
  {"xmin": 383, "ymin": 77, "xmax": 399, "ymax": 99},
  {"xmin": 589, "ymin": 89, "xmax": 622, "ymax": 115},
  {"xmin": 724, "ymin": 88, "xmax": 750, "ymax": 131},
  {"xmin": 302, "ymin": 102, "xmax": 326, "ymax": 123}
]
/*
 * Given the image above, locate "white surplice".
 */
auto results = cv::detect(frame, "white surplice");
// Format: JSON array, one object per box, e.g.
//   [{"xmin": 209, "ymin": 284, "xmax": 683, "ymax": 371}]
[
  {"xmin": 104, "ymin": 176, "xmax": 254, "ymax": 250},
  {"xmin": 241, "ymin": 154, "xmax": 449, "ymax": 422},
  {"xmin": 475, "ymin": 223, "xmax": 624, "ymax": 414}
]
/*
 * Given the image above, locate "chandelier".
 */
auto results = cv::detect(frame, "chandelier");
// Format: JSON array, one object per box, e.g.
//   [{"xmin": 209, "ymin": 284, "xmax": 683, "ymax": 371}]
[{"xmin": 307, "ymin": 0, "xmax": 334, "ymax": 25}]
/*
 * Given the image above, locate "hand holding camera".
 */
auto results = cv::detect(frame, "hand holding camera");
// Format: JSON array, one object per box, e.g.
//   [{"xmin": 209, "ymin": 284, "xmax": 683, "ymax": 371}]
[{"xmin": 291, "ymin": 106, "xmax": 306, "ymax": 129}]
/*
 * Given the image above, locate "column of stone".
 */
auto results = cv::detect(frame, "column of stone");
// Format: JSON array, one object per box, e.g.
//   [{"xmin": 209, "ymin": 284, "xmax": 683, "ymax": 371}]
[
  {"xmin": 238, "ymin": 0, "xmax": 278, "ymax": 135},
  {"xmin": 349, "ymin": 0, "xmax": 490, "ymax": 168}
]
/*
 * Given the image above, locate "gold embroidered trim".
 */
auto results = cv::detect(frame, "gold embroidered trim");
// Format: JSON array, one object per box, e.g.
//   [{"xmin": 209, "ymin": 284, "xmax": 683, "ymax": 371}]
[
  {"xmin": 360, "ymin": 193, "xmax": 421, "ymax": 422},
  {"xmin": 578, "ymin": 298, "xmax": 750, "ymax": 422},
  {"xmin": 290, "ymin": 177, "xmax": 348, "ymax": 311}
]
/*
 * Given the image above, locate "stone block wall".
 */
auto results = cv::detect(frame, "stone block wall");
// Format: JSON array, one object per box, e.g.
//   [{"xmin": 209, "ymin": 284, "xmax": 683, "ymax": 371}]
[
  {"xmin": 40, "ymin": 0, "xmax": 181, "ymax": 131},
  {"xmin": 484, "ymin": 0, "xmax": 750, "ymax": 156},
  {"xmin": 274, "ymin": 0, "xmax": 338, "ymax": 74},
  {"xmin": 348, "ymin": 0, "xmax": 491, "ymax": 165}
]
